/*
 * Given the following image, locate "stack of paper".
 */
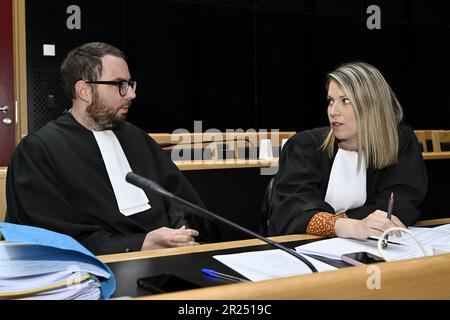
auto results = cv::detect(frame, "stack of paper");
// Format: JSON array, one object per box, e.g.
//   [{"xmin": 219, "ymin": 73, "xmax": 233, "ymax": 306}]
[
  {"xmin": 384, "ymin": 225, "xmax": 450, "ymax": 251},
  {"xmin": 0, "ymin": 222, "xmax": 115, "ymax": 300},
  {"xmin": 295, "ymin": 238, "xmax": 423, "ymax": 261},
  {"xmin": 295, "ymin": 224, "xmax": 450, "ymax": 262},
  {"xmin": 213, "ymin": 249, "xmax": 337, "ymax": 282}
]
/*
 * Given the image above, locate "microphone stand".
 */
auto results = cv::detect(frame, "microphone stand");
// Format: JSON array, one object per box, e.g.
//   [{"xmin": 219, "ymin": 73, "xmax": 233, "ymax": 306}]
[{"xmin": 126, "ymin": 172, "xmax": 318, "ymax": 273}]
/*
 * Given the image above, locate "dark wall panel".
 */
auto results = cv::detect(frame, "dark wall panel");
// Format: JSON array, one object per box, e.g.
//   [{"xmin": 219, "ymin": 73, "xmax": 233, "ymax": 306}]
[
  {"xmin": 26, "ymin": 0, "xmax": 124, "ymax": 132},
  {"xmin": 363, "ymin": 23, "xmax": 412, "ymax": 123},
  {"xmin": 310, "ymin": 16, "xmax": 361, "ymax": 130},
  {"xmin": 257, "ymin": 11, "xmax": 313, "ymax": 131},
  {"xmin": 315, "ymin": 0, "xmax": 361, "ymax": 17},
  {"xmin": 411, "ymin": 0, "xmax": 449, "ymax": 27},
  {"xmin": 181, "ymin": 4, "xmax": 254, "ymax": 131},
  {"xmin": 26, "ymin": 0, "xmax": 449, "ymax": 133},
  {"xmin": 123, "ymin": 1, "xmax": 192, "ymax": 133},
  {"xmin": 410, "ymin": 27, "xmax": 450, "ymax": 129}
]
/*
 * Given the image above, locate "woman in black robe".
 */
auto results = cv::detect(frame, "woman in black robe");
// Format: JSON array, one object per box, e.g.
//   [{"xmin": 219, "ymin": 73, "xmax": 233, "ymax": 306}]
[{"xmin": 268, "ymin": 62, "xmax": 427, "ymax": 239}]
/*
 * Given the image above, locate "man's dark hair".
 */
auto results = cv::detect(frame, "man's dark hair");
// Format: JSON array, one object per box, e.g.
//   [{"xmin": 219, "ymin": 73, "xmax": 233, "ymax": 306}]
[{"xmin": 60, "ymin": 42, "xmax": 126, "ymax": 100}]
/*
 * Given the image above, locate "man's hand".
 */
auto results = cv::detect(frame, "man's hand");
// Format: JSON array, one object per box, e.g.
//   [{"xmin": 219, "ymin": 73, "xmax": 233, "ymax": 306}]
[
  {"xmin": 335, "ymin": 210, "xmax": 406, "ymax": 239},
  {"xmin": 141, "ymin": 226, "xmax": 200, "ymax": 251}
]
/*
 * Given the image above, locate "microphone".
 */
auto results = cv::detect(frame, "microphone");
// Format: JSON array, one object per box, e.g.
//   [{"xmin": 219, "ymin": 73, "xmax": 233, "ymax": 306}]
[{"xmin": 126, "ymin": 172, "xmax": 318, "ymax": 273}]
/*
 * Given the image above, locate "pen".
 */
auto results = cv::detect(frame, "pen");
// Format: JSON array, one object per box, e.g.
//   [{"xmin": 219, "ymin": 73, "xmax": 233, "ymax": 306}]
[
  {"xmin": 201, "ymin": 268, "xmax": 250, "ymax": 283},
  {"xmin": 382, "ymin": 192, "xmax": 395, "ymax": 249},
  {"xmin": 367, "ymin": 237, "xmax": 403, "ymax": 246}
]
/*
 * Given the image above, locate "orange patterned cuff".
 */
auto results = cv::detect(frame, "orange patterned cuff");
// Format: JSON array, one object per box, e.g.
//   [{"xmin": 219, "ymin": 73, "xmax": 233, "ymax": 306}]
[{"xmin": 306, "ymin": 212, "xmax": 348, "ymax": 237}]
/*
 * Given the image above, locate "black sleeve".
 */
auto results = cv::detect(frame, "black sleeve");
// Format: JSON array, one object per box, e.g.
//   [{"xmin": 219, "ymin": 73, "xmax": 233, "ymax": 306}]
[
  {"xmin": 346, "ymin": 127, "xmax": 428, "ymax": 226},
  {"xmin": 5, "ymin": 135, "xmax": 147, "ymax": 255},
  {"xmin": 145, "ymin": 136, "xmax": 222, "ymax": 243},
  {"xmin": 268, "ymin": 135, "xmax": 335, "ymax": 236}
]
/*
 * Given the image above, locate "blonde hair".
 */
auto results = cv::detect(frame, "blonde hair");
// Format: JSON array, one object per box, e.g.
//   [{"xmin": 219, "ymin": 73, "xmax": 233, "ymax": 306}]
[{"xmin": 322, "ymin": 62, "xmax": 403, "ymax": 170}]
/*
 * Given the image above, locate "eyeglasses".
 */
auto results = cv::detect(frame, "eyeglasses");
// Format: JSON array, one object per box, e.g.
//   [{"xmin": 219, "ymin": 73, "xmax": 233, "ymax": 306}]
[{"xmin": 84, "ymin": 79, "xmax": 137, "ymax": 96}]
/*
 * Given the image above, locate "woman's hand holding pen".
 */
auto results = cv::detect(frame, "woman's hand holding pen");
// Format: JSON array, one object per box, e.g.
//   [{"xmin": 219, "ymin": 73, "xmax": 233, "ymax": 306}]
[{"xmin": 335, "ymin": 210, "xmax": 406, "ymax": 239}]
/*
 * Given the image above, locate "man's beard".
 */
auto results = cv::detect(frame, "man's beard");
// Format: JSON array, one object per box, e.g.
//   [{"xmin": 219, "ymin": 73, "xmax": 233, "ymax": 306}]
[{"xmin": 86, "ymin": 94, "xmax": 129, "ymax": 131}]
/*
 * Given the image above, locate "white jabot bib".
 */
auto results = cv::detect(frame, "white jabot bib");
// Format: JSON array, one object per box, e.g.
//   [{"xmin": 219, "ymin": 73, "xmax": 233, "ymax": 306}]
[
  {"xmin": 93, "ymin": 130, "xmax": 151, "ymax": 216},
  {"xmin": 325, "ymin": 148, "xmax": 367, "ymax": 214}
]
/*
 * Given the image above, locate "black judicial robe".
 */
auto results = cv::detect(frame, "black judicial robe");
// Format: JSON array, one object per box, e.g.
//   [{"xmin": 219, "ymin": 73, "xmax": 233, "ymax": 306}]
[
  {"xmin": 6, "ymin": 112, "xmax": 220, "ymax": 255},
  {"xmin": 268, "ymin": 125, "xmax": 428, "ymax": 236}
]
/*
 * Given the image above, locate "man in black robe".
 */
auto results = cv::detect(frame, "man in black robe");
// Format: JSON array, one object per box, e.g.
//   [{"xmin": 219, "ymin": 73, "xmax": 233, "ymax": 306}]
[{"xmin": 6, "ymin": 42, "xmax": 220, "ymax": 255}]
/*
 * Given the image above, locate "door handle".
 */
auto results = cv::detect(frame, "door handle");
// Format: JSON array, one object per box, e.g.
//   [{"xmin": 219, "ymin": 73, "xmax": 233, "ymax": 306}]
[
  {"xmin": 2, "ymin": 118, "xmax": 13, "ymax": 125},
  {"xmin": 0, "ymin": 105, "xmax": 9, "ymax": 113}
]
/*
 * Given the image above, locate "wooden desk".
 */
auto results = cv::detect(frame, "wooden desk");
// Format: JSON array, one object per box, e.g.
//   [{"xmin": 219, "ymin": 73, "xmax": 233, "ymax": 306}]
[
  {"xmin": 99, "ymin": 228, "xmax": 450, "ymax": 300},
  {"xmin": 140, "ymin": 253, "xmax": 450, "ymax": 300}
]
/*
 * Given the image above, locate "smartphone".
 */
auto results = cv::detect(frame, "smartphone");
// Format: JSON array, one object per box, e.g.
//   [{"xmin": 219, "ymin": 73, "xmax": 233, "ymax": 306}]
[
  {"xmin": 341, "ymin": 252, "xmax": 384, "ymax": 266},
  {"xmin": 136, "ymin": 273, "xmax": 201, "ymax": 294}
]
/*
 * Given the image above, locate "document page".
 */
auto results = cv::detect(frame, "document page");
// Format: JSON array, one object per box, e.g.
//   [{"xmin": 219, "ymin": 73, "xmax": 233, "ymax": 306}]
[
  {"xmin": 213, "ymin": 249, "xmax": 337, "ymax": 282},
  {"xmin": 295, "ymin": 237, "xmax": 428, "ymax": 261},
  {"xmin": 368, "ymin": 225, "xmax": 450, "ymax": 255}
]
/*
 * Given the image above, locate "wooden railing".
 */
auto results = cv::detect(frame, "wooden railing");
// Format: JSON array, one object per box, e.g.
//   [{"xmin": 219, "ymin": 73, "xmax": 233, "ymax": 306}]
[
  {"xmin": 149, "ymin": 131, "xmax": 296, "ymax": 161},
  {"xmin": 150, "ymin": 131, "xmax": 296, "ymax": 147},
  {"xmin": 415, "ymin": 130, "xmax": 450, "ymax": 160},
  {"xmin": 149, "ymin": 130, "xmax": 450, "ymax": 163}
]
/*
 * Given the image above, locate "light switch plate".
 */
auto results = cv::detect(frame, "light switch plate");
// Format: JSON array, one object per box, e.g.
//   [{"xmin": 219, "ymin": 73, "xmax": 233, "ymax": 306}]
[{"xmin": 43, "ymin": 44, "xmax": 56, "ymax": 56}]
